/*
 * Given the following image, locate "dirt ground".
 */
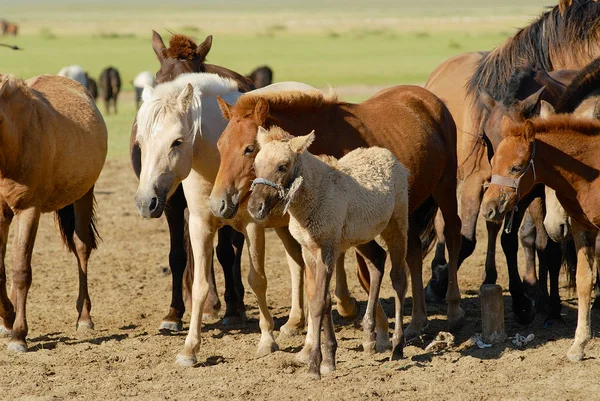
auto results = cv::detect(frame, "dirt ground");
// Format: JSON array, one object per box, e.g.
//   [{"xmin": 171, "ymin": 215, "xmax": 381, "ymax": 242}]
[{"xmin": 0, "ymin": 158, "xmax": 599, "ymax": 401}]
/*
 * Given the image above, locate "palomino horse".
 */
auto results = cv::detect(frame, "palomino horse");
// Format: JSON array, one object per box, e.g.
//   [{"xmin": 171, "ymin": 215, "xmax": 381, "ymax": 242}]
[
  {"xmin": 249, "ymin": 127, "xmax": 410, "ymax": 377},
  {"xmin": 481, "ymin": 115, "xmax": 600, "ymax": 362},
  {"xmin": 210, "ymin": 86, "xmax": 463, "ymax": 341},
  {"xmin": 0, "ymin": 74, "xmax": 107, "ymax": 351},
  {"xmin": 99, "ymin": 66, "xmax": 121, "ymax": 114},
  {"xmin": 134, "ymin": 73, "xmax": 319, "ymax": 366},
  {"xmin": 428, "ymin": 0, "xmax": 600, "ymax": 323},
  {"xmin": 129, "ymin": 31, "xmax": 255, "ymax": 330}
]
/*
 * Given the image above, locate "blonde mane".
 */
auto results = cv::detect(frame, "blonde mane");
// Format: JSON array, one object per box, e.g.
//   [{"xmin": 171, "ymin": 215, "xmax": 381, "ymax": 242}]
[
  {"xmin": 234, "ymin": 88, "xmax": 338, "ymax": 116},
  {"xmin": 0, "ymin": 74, "xmax": 32, "ymax": 101},
  {"xmin": 137, "ymin": 73, "xmax": 238, "ymax": 140}
]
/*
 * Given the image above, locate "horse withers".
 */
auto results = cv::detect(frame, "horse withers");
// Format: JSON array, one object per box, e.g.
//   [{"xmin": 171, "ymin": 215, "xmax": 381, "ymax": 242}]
[{"xmin": 0, "ymin": 74, "xmax": 107, "ymax": 352}]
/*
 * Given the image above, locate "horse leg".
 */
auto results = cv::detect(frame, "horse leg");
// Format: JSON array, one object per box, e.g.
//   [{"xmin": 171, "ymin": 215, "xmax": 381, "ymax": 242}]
[
  {"xmin": 355, "ymin": 240, "xmax": 388, "ymax": 353},
  {"xmin": 320, "ymin": 291, "xmax": 337, "ymax": 375},
  {"xmin": 72, "ymin": 188, "xmax": 96, "ymax": 330},
  {"xmin": 567, "ymin": 221, "xmax": 596, "ymax": 362},
  {"xmin": 176, "ymin": 205, "xmax": 216, "ymax": 366},
  {"xmin": 0, "ymin": 206, "xmax": 13, "ymax": 336},
  {"xmin": 160, "ymin": 187, "xmax": 188, "ymax": 331},
  {"xmin": 274, "ymin": 226, "xmax": 305, "ymax": 337},
  {"xmin": 217, "ymin": 225, "xmax": 245, "ymax": 325},
  {"xmin": 297, "ymin": 253, "xmax": 315, "ymax": 364},
  {"xmin": 334, "ymin": 253, "xmax": 358, "ymax": 319},
  {"xmin": 7, "ymin": 206, "xmax": 40, "ymax": 352},
  {"xmin": 404, "ymin": 230, "xmax": 428, "ymax": 339},
  {"xmin": 244, "ymin": 222, "xmax": 278, "ymax": 357},
  {"xmin": 593, "ymin": 235, "xmax": 600, "ymax": 310},
  {"xmin": 482, "ymin": 220, "xmax": 501, "ymax": 284},
  {"xmin": 430, "ymin": 209, "xmax": 447, "ymax": 282},
  {"xmin": 519, "ymin": 210, "xmax": 541, "ymax": 309}
]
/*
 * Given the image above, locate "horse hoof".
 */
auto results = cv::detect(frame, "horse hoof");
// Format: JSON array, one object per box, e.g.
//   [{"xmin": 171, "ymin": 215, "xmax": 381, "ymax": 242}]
[
  {"xmin": 363, "ymin": 340, "xmax": 376, "ymax": 355},
  {"xmin": 513, "ymin": 299, "xmax": 536, "ymax": 325},
  {"xmin": 222, "ymin": 315, "xmax": 245, "ymax": 327},
  {"xmin": 376, "ymin": 338, "xmax": 393, "ymax": 353},
  {"xmin": 279, "ymin": 322, "xmax": 303, "ymax": 338},
  {"xmin": 296, "ymin": 347, "xmax": 311, "ymax": 364},
  {"xmin": 175, "ymin": 353, "xmax": 197, "ymax": 367},
  {"xmin": 7, "ymin": 341, "xmax": 27, "ymax": 353},
  {"xmin": 202, "ymin": 312, "xmax": 219, "ymax": 321},
  {"xmin": 390, "ymin": 344, "xmax": 404, "ymax": 361},
  {"xmin": 77, "ymin": 321, "xmax": 95, "ymax": 331},
  {"xmin": 337, "ymin": 297, "xmax": 358, "ymax": 319},
  {"xmin": 0, "ymin": 325, "xmax": 12, "ymax": 338},
  {"xmin": 256, "ymin": 341, "xmax": 279, "ymax": 358},
  {"xmin": 567, "ymin": 347, "xmax": 584, "ymax": 362},
  {"xmin": 320, "ymin": 362, "xmax": 336, "ymax": 375},
  {"xmin": 307, "ymin": 367, "xmax": 321, "ymax": 380},
  {"xmin": 448, "ymin": 308, "xmax": 466, "ymax": 332},
  {"xmin": 160, "ymin": 321, "xmax": 183, "ymax": 332}
]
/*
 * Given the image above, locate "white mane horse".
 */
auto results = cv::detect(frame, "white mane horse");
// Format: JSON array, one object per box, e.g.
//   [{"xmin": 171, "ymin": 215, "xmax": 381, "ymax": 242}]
[{"xmin": 134, "ymin": 73, "xmax": 320, "ymax": 366}]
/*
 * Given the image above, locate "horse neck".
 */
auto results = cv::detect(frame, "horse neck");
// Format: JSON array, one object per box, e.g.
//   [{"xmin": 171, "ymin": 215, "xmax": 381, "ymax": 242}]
[{"xmin": 287, "ymin": 152, "xmax": 331, "ymax": 222}]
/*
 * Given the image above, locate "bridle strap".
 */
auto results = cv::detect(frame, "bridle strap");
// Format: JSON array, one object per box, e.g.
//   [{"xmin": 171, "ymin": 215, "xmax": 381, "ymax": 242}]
[
  {"xmin": 488, "ymin": 141, "xmax": 536, "ymax": 234},
  {"xmin": 250, "ymin": 177, "xmax": 287, "ymax": 199}
]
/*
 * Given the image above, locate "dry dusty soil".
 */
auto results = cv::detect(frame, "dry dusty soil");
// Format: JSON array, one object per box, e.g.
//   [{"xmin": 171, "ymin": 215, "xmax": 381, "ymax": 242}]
[{"xmin": 0, "ymin": 160, "xmax": 599, "ymax": 401}]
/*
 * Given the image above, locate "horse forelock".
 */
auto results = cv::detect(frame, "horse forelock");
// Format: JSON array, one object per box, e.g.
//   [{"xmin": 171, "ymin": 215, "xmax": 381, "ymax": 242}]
[
  {"xmin": 167, "ymin": 34, "xmax": 199, "ymax": 61},
  {"xmin": 234, "ymin": 89, "xmax": 338, "ymax": 117}
]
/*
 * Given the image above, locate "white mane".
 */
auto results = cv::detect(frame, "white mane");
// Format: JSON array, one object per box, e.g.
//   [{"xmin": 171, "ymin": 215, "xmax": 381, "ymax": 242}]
[{"xmin": 137, "ymin": 73, "xmax": 238, "ymax": 140}]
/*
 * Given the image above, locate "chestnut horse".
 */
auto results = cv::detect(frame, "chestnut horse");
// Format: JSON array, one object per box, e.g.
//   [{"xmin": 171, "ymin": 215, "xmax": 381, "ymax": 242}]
[
  {"xmin": 210, "ymin": 86, "xmax": 463, "ymax": 341},
  {"xmin": 427, "ymin": 0, "xmax": 600, "ymax": 323},
  {"xmin": 129, "ymin": 31, "xmax": 255, "ymax": 330},
  {"xmin": 481, "ymin": 115, "xmax": 600, "ymax": 362},
  {"xmin": 0, "ymin": 74, "xmax": 107, "ymax": 352}
]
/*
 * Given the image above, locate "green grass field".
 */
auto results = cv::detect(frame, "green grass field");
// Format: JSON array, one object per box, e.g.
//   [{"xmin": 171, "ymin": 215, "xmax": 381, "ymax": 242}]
[{"xmin": 0, "ymin": 0, "xmax": 558, "ymax": 159}]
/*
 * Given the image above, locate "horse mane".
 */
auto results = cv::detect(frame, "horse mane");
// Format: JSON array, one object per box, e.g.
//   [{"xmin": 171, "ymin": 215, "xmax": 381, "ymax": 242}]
[
  {"xmin": 526, "ymin": 114, "xmax": 600, "ymax": 136},
  {"xmin": 167, "ymin": 34, "xmax": 198, "ymax": 60},
  {"xmin": 555, "ymin": 57, "xmax": 600, "ymax": 113},
  {"xmin": 502, "ymin": 67, "xmax": 537, "ymax": 108},
  {"xmin": 234, "ymin": 89, "xmax": 338, "ymax": 117},
  {"xmin": 137, "ymin": 73, "xmax": 238, "ymax": 139},
  {"xmin": 467, "ymin": 0, "xmax": 600, "ymax": 134},
  {"xmin": 0, "ymin": 74, "xmax": 31, "ymax": 100}
]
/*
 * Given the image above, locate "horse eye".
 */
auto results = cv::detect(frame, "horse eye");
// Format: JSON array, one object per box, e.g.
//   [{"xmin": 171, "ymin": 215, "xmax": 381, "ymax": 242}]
[
  {"xmin": 278, "ymin": 165, "xmax": 287, "ymax": 173},
  {"xmin": 171, "ymin": 139, "xmax": 183, "ymax": 148},
  {"xmin": 510, "ymin": 165, "xmax": 522, "ymax": 174},
  {"xmin": 244, "ymin": 145, "xmax": 255, "ymax": 155}
]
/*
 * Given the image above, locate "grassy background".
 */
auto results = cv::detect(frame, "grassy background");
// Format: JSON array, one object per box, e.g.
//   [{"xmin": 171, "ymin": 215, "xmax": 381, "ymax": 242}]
[{"xmin": 0, "ymin": 0, "xmax": 557, "ymax": 159}]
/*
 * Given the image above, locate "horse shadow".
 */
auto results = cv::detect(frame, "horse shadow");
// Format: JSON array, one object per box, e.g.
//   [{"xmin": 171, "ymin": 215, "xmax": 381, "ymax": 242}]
[{"xmin": 27, "ymin": 331, "xmax": 130, "ymax": 352}]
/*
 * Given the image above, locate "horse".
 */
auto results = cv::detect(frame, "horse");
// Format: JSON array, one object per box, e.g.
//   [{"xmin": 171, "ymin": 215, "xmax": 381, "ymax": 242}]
[
  {"xmin": 249, "ymin": 126, "xmax": 410, "ymax": 377},
  {"xmin": 427, "ymin": 0, "xmax": 600, "ymax": 323},
  {"xmin": 247, "ymin": 66, "xmax": 273, "ymax": 89},
  {"xmin": 5, "ymin": 23, "xmax": 17, "ymax": 36},
  {"xmin": 133, "ymin": 71, "xmax": 156, "ymax": 109},
  {"xmin": 0, "ymin": 20, "xmax": 6, "ymax": 36},
  {"xmin": 481, "ymin": 114, "xmax": 600, "ymax": 362},
  {"xmin": 129, "ymin": 31, "xmax": 256, "ymax": 330},
  {"xmin": 211, "ymin": 85, "xmax": 463, "ymax": 345},
  {"xmin": 85, "ymin": 73, "xmax": 98, "ymax": 101},
  {"xmin": 58, "ymin": 65, "xmax": 88, "ymax": 88},
  {"xmin": 99, "ymin": 67, "xmax": 121, "ymax": 114},
  {"xmin": 0, "ymin": 74, "xmax": 107, "ymax": 352}
]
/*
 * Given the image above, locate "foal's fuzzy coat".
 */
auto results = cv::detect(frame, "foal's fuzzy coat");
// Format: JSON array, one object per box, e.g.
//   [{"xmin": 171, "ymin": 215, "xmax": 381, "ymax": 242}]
[{"xmin": 249, "ymin": 126, "xmax": 410, "ymax": 378}]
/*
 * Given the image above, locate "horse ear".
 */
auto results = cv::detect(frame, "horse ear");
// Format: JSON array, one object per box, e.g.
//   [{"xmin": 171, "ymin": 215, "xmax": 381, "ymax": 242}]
[
  {"xmin": 141, "ymin": 85, "xmax": 154, "ymax": 103},
  {"xmin": 479, "ymin": 91, "xmax": 495, "ymax": 112},
  {"xmin": 539, "ymin": 100, "xmax": 556, "ymax": 119},
  {"xmin": 196, "ymin": 35, "xmax": 213, "ymax": 60},
  {"xmin": 257, "ymin": 126, "xmax": 269, "ymax": 147},
  {"xmin": 216, "ymin": 96, "xmax": 233, "ymax": 120},
  {"xmin": 559, "ymin": 0, "xmax": 572, "ymax": 15},
  {"xmin": 151, "ymin": 30, "xmax": 168, "ymax": 62},
  {"xmin": 524, "ymin": 120, "xmax": 536, "ymax": 142},
  {"xmin": 289, "ymin": 130, "xmax": 315, "ymax": 154},
  {"xmin": 501, "ymin": 116, "xmax": 514, "ymax": 137},
  {"xmin": 520, "ymin": 86, "xmax": 546, "ymax": 117},
  {"xmin": 254, "ymin": 98, "xmax": 269, "ymax": 125},
  {"xmin": 177, "ymin": 83, "xmax": 194, "ymax": 113}
]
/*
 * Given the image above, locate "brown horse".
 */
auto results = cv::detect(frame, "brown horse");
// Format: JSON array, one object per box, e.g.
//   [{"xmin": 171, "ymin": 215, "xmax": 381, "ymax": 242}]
[
  {"xmin": 210, "ymin": 85, "xmax": 464, "ymax": 343},
  {"xmin": 0, "ymin": 74, "xmax": 107, "ymax": 352},
  {"xmin": 481, "ymin": 115, "xmax": 600, "ymax": 361},
  {"xmin": 5, "ymin": 22, "xmax": 17, "ymax": 36},
  {"xmin": 129, "ymin": 31, "xmax": 257, "ymax": 330},
  {"xmin": 247, "ymin": 66, "xmax": 273, "ymax": 89},
  {"xmin": 427, "ymin": 0, "xmax": 600, "ymax": 323},
  {"xmin": 85, "ymin": 73, "xmax": 98, "ymax": 101},
  {"xmin": 99, "ymin": 66, "xmax": 121, "ymax": 114}
]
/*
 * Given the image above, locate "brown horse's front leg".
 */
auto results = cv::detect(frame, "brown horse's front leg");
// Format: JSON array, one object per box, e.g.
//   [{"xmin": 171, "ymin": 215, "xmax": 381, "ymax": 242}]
[
  {"xmin": 7, "ymin": 206, "xmax": 40, "ymax": 352},
  {"xmin": 0, "ymin": 207, "xmax": 14, "ymax": 336}
]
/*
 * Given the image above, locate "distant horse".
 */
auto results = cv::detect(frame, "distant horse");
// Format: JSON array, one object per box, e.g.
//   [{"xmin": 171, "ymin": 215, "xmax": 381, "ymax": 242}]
[
  {"xmin": 481, "ymin": 114, "xmax": 600, "ymax": 362},
  {"xmin": 5, "ymin": 22, "xmax": 17, "ymax": 36},
  {"xmin": 85, "ymin": 73, "xmax": 98, "ymax": 101},
  {"xmin": 426, "ymin": 0, "xmax": 600, "ymax": 324},
  {"xmin": 249, "ymin": 127, "xmax": 410, "ymax": 377},
  {"xmin": 99, "ymin": 67, "xmax": 121, "ymax": 114},
  {"xmin": 247, "ymin": 66, "xmax": 273, "ymax": 88},
  {"xmin": 133, "ymin": 71, "xmax": 155, "ymax": 109},
  {"xmin": 58, "ymin": 65, "xmax": 88, "ymax": 88},
  {"xmin": 134, "ymin": 74, "xmax": 315, "ymax": 366},
  {"xmin": 0, "ymin": 74, "xmax": 107, "ymax": 352},
  {"xmin": 128, "ymin": 31, "xmax": 256, "ymax": 331},
  {"xmin": 0, "ymin": 20, "xmax": 6, "ymax": 35},
  {"xmin": 211, "ymin": 85, "xmax": 463, "ymax": 344}
]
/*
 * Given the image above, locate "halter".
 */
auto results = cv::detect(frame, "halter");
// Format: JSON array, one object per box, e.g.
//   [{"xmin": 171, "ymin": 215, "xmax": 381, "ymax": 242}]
[
  {"xmin": 250, "ymin": 177, "xmax": 287, "ymax": 199},
  {"xmin": 488, "ymin": 141, "xmax": 537, "ymax": 234}
]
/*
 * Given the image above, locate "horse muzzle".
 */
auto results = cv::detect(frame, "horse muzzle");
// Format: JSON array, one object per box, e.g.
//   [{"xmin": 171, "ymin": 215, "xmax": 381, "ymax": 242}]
[
  {"xmin": 134, "ymin": 191, "xmax": 166, "ymax": 219},
  {"xmin": 209, "ymin": 192, "xmax": 240, "ymax": 219}
]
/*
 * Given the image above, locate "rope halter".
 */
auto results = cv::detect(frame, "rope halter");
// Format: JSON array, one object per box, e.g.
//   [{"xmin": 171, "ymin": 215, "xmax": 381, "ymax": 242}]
[
  {"xmin": 250, "ymin": 177, "xmax": 287, "ymax": 199},
  {"xmin": 488, "ymin": 141, "xmax": 536, "ymax": 234}
]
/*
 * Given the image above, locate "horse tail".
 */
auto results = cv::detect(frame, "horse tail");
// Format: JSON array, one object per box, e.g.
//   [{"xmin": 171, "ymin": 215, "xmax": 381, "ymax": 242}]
[
  {"xmin": 55, "ymin": 196, "xmax": 101, "ymax": 254},
  {"xmin": 562, "ymin": 236, "xmax": 577, "ymax": 291},
  {"xmin": 414, "ymin": 196, "xmax": 438, "ymax": 256}
]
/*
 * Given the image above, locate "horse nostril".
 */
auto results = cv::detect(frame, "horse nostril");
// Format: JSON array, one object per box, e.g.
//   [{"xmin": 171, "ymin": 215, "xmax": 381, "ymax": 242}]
[
  {"xmin": 258, "ymin": 202, "xmax": 265, "ymax": 216},
  {"xmin": 219, "ymin": 199, "xmax": 227, "ymax": 214},
  {"xmin": 486, "ymin": 208, "xmax": 496, "ymax": 220},
  {"xmin": 560, "ymin": 224, "xmax": 568, "ymax": 238},
  {"xmin": 149, "ymin": 197, "xmax": 158, "ymax": 212}
]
